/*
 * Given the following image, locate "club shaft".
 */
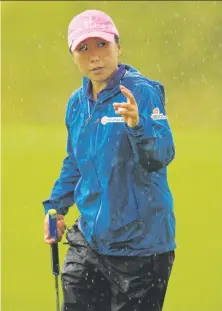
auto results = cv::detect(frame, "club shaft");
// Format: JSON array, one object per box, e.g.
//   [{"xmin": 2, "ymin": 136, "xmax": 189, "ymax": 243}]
[
  {"xmin": 55, "ymin": 275, "xmax": 60, "ymax": 311},
  {"xmin": 48, "ymin": 210, "xmax": 60, "ymax": 311}
]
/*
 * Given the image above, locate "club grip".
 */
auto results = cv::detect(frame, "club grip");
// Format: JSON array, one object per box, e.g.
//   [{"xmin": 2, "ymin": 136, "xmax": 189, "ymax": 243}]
[
  {"xmin": 48, "ymin": 209, "xmax": 57, "ymax": 240},
  {"xmin": 51, "ymin": 243, "xmax": 60, "ymax": 275},
  {"xmin": 48, "ymin": 209, "xmax": 60, "ymax": 275}
]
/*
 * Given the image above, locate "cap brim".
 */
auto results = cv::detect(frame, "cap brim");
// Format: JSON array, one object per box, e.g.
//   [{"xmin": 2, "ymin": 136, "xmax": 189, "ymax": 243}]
[{"xmin": 70, "ymin": 31, "xmax": 115, "ymax": 52}]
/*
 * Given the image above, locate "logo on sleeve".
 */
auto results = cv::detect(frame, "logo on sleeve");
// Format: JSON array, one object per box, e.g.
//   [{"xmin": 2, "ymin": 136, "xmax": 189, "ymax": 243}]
[{"xmin": 150, "ymin": 108, "xmax": 168, "ymax": 120}]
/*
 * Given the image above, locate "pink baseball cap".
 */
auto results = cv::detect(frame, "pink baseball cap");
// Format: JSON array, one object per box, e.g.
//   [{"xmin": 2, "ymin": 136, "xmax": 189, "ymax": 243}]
[{"xmin": 68, "ymin": 10, "xmax": 119, "ymax": 52}]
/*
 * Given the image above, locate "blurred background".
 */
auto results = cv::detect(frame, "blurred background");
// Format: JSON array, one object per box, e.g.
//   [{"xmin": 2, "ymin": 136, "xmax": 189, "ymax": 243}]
[{"xmin": 2, "ymin": 1, "xmax": 222, "ymax": 310}]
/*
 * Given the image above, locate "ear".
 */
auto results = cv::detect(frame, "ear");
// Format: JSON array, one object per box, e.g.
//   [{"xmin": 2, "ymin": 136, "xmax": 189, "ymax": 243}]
[
  {"xmin": 72, "ymin": 53, "xmax": 77, "ymax": 64},
  {"xmin": 117, "ymin": 44, "xmax": 122, "ymax": 57}
]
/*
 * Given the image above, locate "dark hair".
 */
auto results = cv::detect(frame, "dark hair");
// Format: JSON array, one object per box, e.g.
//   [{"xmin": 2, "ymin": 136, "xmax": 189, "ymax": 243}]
[
  {"xmin": 69, "ymin": 34, "xmax": 120, "ymax": 54},
  {"xmin": 114, "ymin": 35, "xmax": 120, "ymax": 44}
]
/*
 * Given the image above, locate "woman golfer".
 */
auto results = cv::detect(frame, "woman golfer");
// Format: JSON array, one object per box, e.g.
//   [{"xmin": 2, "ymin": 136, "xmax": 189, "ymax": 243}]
[{"xmin": 43, "ymin": 9, "xmax": 176, "ymax": 311}]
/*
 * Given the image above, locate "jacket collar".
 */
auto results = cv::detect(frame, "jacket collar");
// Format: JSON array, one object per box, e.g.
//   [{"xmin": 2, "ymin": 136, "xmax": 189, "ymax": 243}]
[{"xmin": 81, "ymin": 63, "xmax": 127, "ymax": 103}]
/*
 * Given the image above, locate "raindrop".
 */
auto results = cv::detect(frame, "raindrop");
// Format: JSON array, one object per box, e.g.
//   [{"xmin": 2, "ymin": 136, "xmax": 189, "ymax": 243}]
[
  {"xmin": 156, "ymin": 64, "xmax": 161, "ymax": 73},
  {"xmin": 213, "ymin": 53, "xmax": 217, "ymax": 60}
]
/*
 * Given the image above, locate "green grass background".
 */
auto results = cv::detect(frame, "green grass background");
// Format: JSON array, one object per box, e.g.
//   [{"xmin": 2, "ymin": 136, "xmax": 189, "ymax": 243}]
[{"xmin": 2, "ymin": 1, "xmax": 222, "ymax": 310}]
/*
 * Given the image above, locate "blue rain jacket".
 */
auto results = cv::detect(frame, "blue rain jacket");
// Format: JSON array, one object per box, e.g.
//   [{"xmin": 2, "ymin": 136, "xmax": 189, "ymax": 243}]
[{"xmin": 43, "ymin": 63, "xmax": 176, "ymax": 256}]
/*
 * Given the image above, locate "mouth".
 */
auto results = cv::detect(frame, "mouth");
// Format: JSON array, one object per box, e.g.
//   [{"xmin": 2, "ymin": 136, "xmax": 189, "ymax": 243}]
[{"xmin": 91, "ymin": 67, "xmax": 104, "ymax": 72}]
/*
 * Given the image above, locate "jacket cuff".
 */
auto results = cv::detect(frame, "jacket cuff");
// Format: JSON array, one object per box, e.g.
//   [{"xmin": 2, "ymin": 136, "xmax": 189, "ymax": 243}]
[
  {"xmin": 42, "ymin": 199, "xmax": 56, "ymax": 214},
  {"xmin": 125, "ymin": 119, "xmax": 143, "ymax": 136},
  {"xmin": 124, "ymin": 116, "xmax": 152, "ymax": 139},
  {"xmin": 42, "ymin": 199, "xmax": 69, "ymax": 216}
]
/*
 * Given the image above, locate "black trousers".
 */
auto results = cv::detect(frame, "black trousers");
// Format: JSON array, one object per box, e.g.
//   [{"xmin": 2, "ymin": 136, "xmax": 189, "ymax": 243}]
[{"xmin": 61, "ymin": 223, "xmax": 175, "ymax": 311}]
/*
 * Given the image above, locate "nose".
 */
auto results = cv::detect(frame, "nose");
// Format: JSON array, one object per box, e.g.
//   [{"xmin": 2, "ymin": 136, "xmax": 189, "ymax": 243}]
[{"xmin": 89, "ymin": 51, "xmax": 100, "ymax": 63}]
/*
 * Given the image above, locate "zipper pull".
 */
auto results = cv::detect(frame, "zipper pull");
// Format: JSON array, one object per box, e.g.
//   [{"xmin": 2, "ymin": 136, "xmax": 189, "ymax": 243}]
[{"xmin": 85, "ymin": 115, "xmax": 92, "ymax": 125}]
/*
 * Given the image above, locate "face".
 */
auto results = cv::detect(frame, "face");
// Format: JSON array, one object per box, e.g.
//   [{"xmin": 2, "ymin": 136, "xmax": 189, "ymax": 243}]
[{"xmin": 72, "ymin": 37, "xmax": 120, "ymax": 85}]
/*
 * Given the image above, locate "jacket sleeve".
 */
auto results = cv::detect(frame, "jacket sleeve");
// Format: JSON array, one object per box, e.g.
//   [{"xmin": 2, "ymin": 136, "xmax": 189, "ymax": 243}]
[
  {"xmin": 42, "ymin": 96, "xmax": 81, "ymax": 215},
  {"xmin": 124, "ymin": 83, "xmax": 175, "ymax": 172}
]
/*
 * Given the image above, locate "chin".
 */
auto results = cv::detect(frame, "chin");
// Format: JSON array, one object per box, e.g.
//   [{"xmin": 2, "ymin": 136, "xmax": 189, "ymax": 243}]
[{"xmin": 92, "ymin": 75, "xmax": 110, "ymax": 83}]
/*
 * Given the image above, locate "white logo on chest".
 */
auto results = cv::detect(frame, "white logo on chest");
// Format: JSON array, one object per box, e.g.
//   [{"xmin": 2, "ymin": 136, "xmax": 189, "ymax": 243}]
[{"xmin": 101, "ymin": 116, "xmax": 124, "ymax": 125}]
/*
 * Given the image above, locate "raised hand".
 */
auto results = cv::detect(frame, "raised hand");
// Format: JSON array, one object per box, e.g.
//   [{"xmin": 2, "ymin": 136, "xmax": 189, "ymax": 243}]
[{"xmin": 113, "ymin": 85, "xmax": 139, "ymax": 128}]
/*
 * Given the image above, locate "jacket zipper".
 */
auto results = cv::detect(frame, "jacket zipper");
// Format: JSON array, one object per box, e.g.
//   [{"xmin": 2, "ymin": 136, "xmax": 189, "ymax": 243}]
[
  {"xmin": 83, "ymin": 89, "xmax": 123, "ymax": 251},
  {"xmin": 84, "ymin": 100, "xmax": 103, "ymax": 251},
  {"xmin": 74, "ymin": 176, "xmax": 83, "ymax": 201},
  {"xmin": 94, "ymin": 119, "xmax": 101, "ymax": 155}
]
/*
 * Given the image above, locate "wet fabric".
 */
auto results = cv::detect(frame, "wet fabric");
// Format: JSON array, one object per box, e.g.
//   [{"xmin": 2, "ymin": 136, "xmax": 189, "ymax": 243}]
[
  {"xmin": 61, "ymin": 223, "xmax": 175, "ymax": 311},
  {"xmin": 43, "ymin": 63, "xmax": 176, "ymax": 257}
]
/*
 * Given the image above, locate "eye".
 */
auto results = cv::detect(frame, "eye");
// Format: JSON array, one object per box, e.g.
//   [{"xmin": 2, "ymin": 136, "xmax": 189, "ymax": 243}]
[
  {"xmin": 78, "ymin": 44, "xmax": 87, "ymax": 51},
  {"xmin": 97, "ymin": 41, "xmax": 107, "ymax": 48}
]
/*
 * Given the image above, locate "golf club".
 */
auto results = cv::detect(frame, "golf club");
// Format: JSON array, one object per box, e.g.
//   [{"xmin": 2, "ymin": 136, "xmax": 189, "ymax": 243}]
[{"xmin": 48, "ymin": 209, "xmax": 60, "ymax": 311}]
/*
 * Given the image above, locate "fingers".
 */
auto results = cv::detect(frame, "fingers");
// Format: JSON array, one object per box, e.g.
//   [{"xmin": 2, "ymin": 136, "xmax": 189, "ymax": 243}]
[
  {"xmin": 44, "ymin": 235, "xmax": 57, "ymax": 245},
  {"xmin": 57, "ymin": 215, "xmax": 65, "ymax": 238},
  {"xmin": 44, "ymin": 214, "xmax": 51, "ymax": 243},
  {"xmin": 113, "ymin": 85, "xmax": 138, "ymax": 115},
  {"xmin": 115, "ymin": 108, "xmax": 137, "ymax": 117},
  {"xmin": 57, "ymin": 214, "xmax": 65, "ymax": 221},
  {"xmin": 44, "ymin": 213, "xmax": 66, "ymax": 244},
  {"xmin": 120, "ymin": 85, "xmax": 136, "ymax": 105},
  {"xmin": 57, "ymin": 219, "xmax": 66, "ymax": 239},
  {"xmin": 114, "ymin": 86, "xmax": 139, "ymax": 127},
  {"xmin": 113, "ymin": 102, "xmax": 134, "ymax": 111},
  {"xmin": 113, "ymin": 100, "xmax": 138, "ymax": 118},
  {"xmin": 57, "ymin": 219, "xmax": 65, "ymax": 231}
]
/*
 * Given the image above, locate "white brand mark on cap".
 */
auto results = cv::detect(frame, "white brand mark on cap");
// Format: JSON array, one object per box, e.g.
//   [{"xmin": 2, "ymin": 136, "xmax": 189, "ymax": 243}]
[{"xmin": 84, "ymin": 17, "xmax": 112, "ymax": 31}]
